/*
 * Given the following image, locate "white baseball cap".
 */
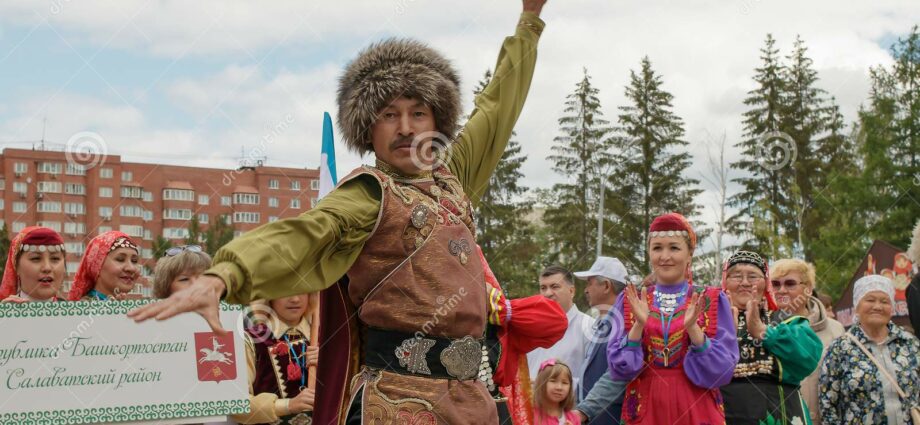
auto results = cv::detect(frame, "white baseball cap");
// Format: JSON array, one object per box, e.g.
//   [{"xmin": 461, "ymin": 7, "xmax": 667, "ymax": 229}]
[{"xmin": 574, "ymin": 256, "xmax": 628, "ymax": 284}]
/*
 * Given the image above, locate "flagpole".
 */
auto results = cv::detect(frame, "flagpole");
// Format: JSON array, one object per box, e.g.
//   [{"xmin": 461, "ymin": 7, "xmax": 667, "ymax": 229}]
[{"xmin": 308, "ymin": 112, "xmax": 337, "ymax": 391}]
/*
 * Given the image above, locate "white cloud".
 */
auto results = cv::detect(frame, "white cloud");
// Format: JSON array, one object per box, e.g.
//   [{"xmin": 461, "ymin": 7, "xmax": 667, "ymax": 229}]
[{"xmin": 1, "ymin": 0, "xmax": 918, "ymax": 245}]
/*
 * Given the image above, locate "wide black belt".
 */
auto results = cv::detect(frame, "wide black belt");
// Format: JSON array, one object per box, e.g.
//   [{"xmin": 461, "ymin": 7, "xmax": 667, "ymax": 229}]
[{"xmin": 364, "ymin": 327, "xmax": 484, "ymax": 381}]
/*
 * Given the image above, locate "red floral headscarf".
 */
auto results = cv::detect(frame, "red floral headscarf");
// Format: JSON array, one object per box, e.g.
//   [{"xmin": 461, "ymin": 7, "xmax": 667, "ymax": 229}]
[
  {"xmin": 67, "ymin": 231, "xmax": 138, "ymax": 301},
  {"xmin": 0, "ymin": 226, "xmax": 65, "ymax": 300}
]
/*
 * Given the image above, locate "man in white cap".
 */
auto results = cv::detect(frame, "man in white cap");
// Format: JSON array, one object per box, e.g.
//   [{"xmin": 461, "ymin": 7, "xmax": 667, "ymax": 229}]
[
  {"xmin": 527, "ymin": 265, "xmax": 594, "ymax": 381},
  {"xmin": 573, "ymin": 256, "xmax": 629, "ymax": 425}
]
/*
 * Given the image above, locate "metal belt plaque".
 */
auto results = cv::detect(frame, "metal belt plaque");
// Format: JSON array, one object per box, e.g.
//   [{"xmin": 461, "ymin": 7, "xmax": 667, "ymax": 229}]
[{"xmin": 0, "ymin": 301, "xmax": 248, "ymax": 424}]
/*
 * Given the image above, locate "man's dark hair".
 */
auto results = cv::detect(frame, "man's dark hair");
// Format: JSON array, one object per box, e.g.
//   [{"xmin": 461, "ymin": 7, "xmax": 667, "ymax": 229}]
[{"xmin": 541, "ymin": 265, "xmax": 574, "ymax": 286}]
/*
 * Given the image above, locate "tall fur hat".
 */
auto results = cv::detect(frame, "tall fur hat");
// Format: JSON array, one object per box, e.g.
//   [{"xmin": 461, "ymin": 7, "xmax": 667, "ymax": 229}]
[{"xmin": 337, "ymin": 38, "xmax": 462, "ymax": 155}]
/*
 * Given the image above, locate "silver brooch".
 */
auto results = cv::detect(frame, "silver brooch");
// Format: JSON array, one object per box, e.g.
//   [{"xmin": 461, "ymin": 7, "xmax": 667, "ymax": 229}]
[
  {"xmin": 410, "ymin": 204, "xmax": 429, "ymax": 229},
  {"xmin": 395, "ymin": 337, "xmax": 435, "ymax": 375},
  {"xmin": 440, "ymin": 336, "xmax": 481, "ymax": 380}
]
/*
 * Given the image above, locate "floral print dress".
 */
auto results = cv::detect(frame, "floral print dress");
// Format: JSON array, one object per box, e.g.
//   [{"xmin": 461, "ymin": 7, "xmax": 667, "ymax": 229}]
[{"xmin": 819, "ymin": 323, "xmax": 920, "ymax": 424}]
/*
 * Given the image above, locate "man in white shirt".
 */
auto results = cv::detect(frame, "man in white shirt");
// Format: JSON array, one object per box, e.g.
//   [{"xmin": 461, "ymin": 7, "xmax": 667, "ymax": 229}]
[{"xmin": 527, "ymin": 265, "xmax": 593, "ymax": 382}]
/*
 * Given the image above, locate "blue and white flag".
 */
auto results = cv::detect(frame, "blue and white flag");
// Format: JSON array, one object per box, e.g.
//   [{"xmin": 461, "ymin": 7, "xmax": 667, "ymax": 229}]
[{"xmin": 318, "ymin": 111, "xmax": 338, "ymax": 199}]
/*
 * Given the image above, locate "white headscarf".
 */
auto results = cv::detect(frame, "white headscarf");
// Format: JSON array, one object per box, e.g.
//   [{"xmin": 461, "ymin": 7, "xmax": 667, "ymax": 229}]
[{"xmin": 852, "ymin": 274, "xmax": 895, "ymax": 315}]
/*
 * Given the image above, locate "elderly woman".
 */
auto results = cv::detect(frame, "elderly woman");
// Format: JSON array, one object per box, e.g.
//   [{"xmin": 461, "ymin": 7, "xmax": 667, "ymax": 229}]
[
  {"xmin": 152, "ymin": 245, "xmax": 212, "ymax": 299},
  {"xmin": 67, "ymin": 231, "xmax": 140, "ymax": 301},
  {"xmin": 0, "ymin": 226, "xmax": 66, "ymax": 302},
  {"xmin": 607, "ymin": 213, "xmax": 739, "ymax": 424},
  {"xmin": 820, "ymin": 275, "xmax": 920, "ymax": 424},
  {"xmin": 720, "ymin": 251, "xmax": 822, "ymax": 425},
  {"xmin": 771, "ymin": 258, "xmax": 845, "ymax": 425}
]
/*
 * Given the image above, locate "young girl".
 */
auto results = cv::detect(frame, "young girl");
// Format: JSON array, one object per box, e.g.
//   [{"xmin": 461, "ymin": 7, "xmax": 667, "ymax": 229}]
[{"xmin": 533, "ymin": 358, "xmax": 581, "ymax": 425}]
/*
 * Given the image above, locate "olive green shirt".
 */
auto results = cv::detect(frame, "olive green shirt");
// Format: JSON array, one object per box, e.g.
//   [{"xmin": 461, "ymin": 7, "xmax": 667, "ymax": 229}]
[{"xmin": 206, "ymin": 12, "xmax": 544, "ymax": 304}]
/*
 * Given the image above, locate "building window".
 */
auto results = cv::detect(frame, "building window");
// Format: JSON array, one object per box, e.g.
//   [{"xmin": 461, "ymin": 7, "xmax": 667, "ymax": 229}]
[
  {"xmin": 64, "ymin": 203, "xmax": 86, "ymax": 215},
  {"xmin": 268, "ymin": 179, "xmax": 279, "ymax": 189},
  {"xmin": 65, "ymin": 183, "xmax": 86, "ymax": 195},
  {"xmin": 142, "ymin": 191, "xmax": 153, "ymax": 202},
  {"xmin": 143, "ymin": 210, "xmax": 153, "ymax": 221},
  {"xmin": 198, "ymin": 195, "xmax": 209, "ymax": 205},
  {"xmin": 198, "ymin": 213, "xmax": 209, "ymax": 224},
  {"xmin": 36, "ymin": 221, "xmax": 61, "ymax": 232},
  {"xmin": 37, "ymin": 201, "xmax": 62, "ymax": 213},
  {"xmin": 268, "ymin": 197, "xmax": 279, "ymax": 208},
  {"xmin": 310, "ymin": 197, "xmax": 318, "ymax": 208},
  {"xmin": 65, "ymin": 242, "xmax": 85, "ymax": 255},
  {"xmin": 232, "ymin": 193, "xmax": 260, "ymax": 205},
  {"xmin": 64, "ymin": 222, "xmax": 86, "ymax": 235},
  {"xmin": 12, "ymin": 222, "xmax": 26, "ymax": 232},
  {"xmin": 233, "ymin": 230, "xmax": 244, "ymax": 238},
  {"xmin": 99, "ymin": 187, "xmax": 113, "ymax": 198},
  {"xmin": 143, "ymin": 229, "xmax": 152, "ymax": 240},
  {"xmin": 37, "ymin": 162, "xmax": 62, "ymax": 174},
  {"xmin": 99, "ymin": 168, "xmax": 113, "ymax": 179},
  {"xmin": 66, "ymin": 163, "xmax": 86, "ymax": 175},
  {"xmin": 162, "ymin": 189, "xmax": 194, "ymax": 201},
  {"xmin": 13, "ymin": 182, "xmax": 27, "ymax": 194},
  {"xmin": 97, "ymin": 226, "xmax": 112, "ymax": 233},
  {"xmin": 291, "ymin": 180, "xmax": 301, "ymax": 190},
  {"xmin": 121, "ymin": 186, "xmax": 143, "ymax": 198},
  {"xmin": 37, "ymin": 181, "xmax": 62, "ymax": 193},
  {"xmin": 0, "ymin": 200, "xmax": 4, "ymax": 210},
  {"xmin": 120, "ymin": 205, "xmax": 144, "ymax": 217},
  {"xmin": 99, "ymin": 206, "xmax": 113, "ymax": 218},
  {"xmin": 290, "ymin": 199, "xmax": 301, "ymax": 209},
  {"xmin": 221, "ymin": 196, "xmax": 231, "ymax": 206},
  {"xmin": 311, "ymin": 179, "xmax": 320, "ymax": 190},
  {"xmin": 268, "ymin": 216, "xmax": 278, "ymax": 223},
  {"xmin": 12, "ymin": 202, "xmax": 27, "ymax": 213},
  {"xmin": 66, "ymin": 262, "xmax": 80, "ymax": 274},
  {"xmin": 163, "ymin": 209, "xmax": 193, "ymax": 220},
  {"xmin": 222, "ymin": 214, "xmax": 232, "ymax": 225},
  {"xmin": 122, "ymin": 171, "xmax": 133, "ymax": 181},
  {"xmin": 233, "ymin": 212, "xmax": 261, "ymax": 224},
  {"xmin": 13, "ymin": 163, "xmax": 28, "ymax": 174},
  {"xmin": 119, "ymin": 225, "xmax": 144, "ymax": 238},
  {"xmin": 162, "ymin": 227, "xmax": 190, "ymax": 239}
]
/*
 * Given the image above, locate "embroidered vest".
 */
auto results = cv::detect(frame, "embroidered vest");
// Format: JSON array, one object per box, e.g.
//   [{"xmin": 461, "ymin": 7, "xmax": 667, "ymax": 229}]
[{"xmin": 343, "ymin": 165, "xmax": 488, "ymax": 339}]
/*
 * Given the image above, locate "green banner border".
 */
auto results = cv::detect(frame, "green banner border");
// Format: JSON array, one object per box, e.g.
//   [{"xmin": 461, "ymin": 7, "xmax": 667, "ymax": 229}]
[
  {"xmin": 0, "ymin": 300, "xmax": 248, "ymax": 423},
  {"xmin": 0, "ymin": 300, "xmax": 243, "ymax": 318},
  {"xmin": 0, "ymin": 399, "xmax": 249, "ymax": 424}
]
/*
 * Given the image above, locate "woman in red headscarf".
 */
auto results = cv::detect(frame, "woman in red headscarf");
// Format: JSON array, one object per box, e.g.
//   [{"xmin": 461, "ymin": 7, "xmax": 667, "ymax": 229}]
[
  {"xmin": 607, "ymin": 212, "xmax": 739, "ymax": 425},
  {"xmin": 67, "ymin": 231, "xmax": 141, "ymax": 301},
  {"xmin": 0, "ymin": 226, "xmax": 66, "ymax": 302}
]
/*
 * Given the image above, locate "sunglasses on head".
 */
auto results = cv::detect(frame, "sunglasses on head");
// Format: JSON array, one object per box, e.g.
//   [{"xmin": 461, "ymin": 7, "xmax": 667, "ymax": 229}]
[
  {"xmin": 771, "ymin": 279, "xmax": 803, "ymax": 289},
  {"xmin": 165, "ymin": 245, "xmax": 203, "ymax": 257}
]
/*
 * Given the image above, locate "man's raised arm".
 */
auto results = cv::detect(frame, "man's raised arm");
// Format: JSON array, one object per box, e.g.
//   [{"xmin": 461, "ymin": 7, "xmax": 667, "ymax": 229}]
[{"xmin": 447, "ymin": 0, "xmax": 546, "ymax": 207}]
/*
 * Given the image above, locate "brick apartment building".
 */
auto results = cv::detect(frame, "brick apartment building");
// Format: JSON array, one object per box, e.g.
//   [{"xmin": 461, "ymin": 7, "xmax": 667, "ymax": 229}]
[{"xmin": 0, "ymin": 147, "xmax": 320, "ymax": 297}]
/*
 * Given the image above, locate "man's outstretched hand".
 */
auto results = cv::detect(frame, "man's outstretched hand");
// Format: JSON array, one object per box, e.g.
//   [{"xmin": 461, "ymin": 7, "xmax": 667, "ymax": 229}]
[
  {"xmin": 523, "ymin": 0, "xmax": 547, "ymax": 16},
  {"xmin": 127, "ymin": 274, "xmax": 229, "ymax": 335}
]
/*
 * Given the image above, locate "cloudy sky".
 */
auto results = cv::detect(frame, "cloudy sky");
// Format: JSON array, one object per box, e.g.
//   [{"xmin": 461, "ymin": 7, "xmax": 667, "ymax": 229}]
[{"xmin": 0, "ymin": 0, "xmax": 917, "ymax": 250}]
